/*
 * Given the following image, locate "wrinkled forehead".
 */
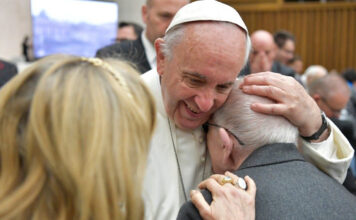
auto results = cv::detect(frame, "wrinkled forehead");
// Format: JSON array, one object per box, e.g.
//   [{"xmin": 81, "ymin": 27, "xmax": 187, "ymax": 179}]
[{"xmin": 175, "ymin": 22, "xmax": 247, "ymax": 63}]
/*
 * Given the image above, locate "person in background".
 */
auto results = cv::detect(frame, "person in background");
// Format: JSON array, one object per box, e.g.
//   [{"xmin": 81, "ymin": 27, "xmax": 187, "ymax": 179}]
[
  {"xmin": 22, "ymin": 36, "xmax": 34, "ymax": 62},
  {"xmin": 308, "ymin": 73, "xmax": 350, "ymax": 120},
  {"xmin": 308, "ymin": 73, "xmax": 356, "ymax": 194},
  {"xmin": 178, "ymin": 80, "xmax": 356, "ymax": 220},
  {"xmin": 141, "ymin": 1, "xmax": 353, "ymax": 220},
  {"xmin": 274, "ymin": 30, "xmax": 296, "ymax": 66},
  {"xmin": 343, "ymin": 68, "xmax": 356, "ymax": 178},
  {"xmin": 115, "ymin": 21, "xmax": 143, "ymax": 42},
  {"xmin": 301, "ymin": 65, "xmax": 328, "ymax": 89},
  {"xmin": 96, "ymin": 0, "xmax": 189, "ymax": 73},
  {"xmin": 286, "ymin": 55, "xmax": 304, "ymax": 85},
  {"xmin": 0, "ymin": 58, "xmax": 17, "ymax": 88},
  {"xmin": 287, "ymin": 54, "xmax": 303, "ymax": 75},
  {"xmin": 239, "ymin": 30, "xmax": 295, "ymax": 77},
  {"xmin": 343, "ymin": 68, "xmax": 356, "ymax": 89}
]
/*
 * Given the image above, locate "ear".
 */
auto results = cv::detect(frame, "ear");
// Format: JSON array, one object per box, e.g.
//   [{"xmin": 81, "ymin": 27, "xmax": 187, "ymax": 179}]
[
  {"xmin": 218, "ymin": 128, "xmax": 233, "ymax": 161},
  {"xmin": 312, "ymin": 94, "xmax": 321, "ymax": 102},
  {"xmin": 155, "ymin": 38, "xmax": 165, "ymax": 76},
  {"xmin": 142, "ymin": 5, "xmax": 148, "ymax": 24}
]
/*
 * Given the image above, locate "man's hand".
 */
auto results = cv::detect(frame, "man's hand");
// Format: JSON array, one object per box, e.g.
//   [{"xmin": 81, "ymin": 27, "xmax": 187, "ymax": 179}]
[
  {"xmin": 240, "ymin": 72, "xmax": 325, "ymax": 140},
  {"xmin": 191, "ymin": 172, "xmax": 256, "ymax": 220}
]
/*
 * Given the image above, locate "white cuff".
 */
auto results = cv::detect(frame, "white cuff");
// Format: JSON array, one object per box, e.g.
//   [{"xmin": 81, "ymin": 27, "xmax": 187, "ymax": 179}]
[{"xmin": 299, "ymin": 117, "xmax": 354, "ymax": 183}]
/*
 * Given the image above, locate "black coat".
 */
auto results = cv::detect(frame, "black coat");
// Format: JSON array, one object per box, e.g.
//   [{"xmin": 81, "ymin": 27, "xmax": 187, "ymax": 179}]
[
  {"xmin": 177, "ymin": 143, "xmax": 356, "ymax": 220},
  {"xmin": 239, "ymin": 61, "xmax": 295, "ymax": 77},
  {"xmin": 0, "ymin": 59, "xmax": 17, "ymax": 88}
]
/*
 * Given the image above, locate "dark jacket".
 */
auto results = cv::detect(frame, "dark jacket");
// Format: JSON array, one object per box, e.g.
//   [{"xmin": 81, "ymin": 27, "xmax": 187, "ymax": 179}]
[
  {"xmin": 0, "ymin": 59, "xmax": 17, "ymax": 88},
  {"xmin": 240, "ymin": 61, "xmax": 295, "ymax": 77},
  {"xmin": 177, "ymin": 143, "xmax": 356, "ymax": 220},
  {"xmin": 96, "ymin": 35, "xmax": 151, "ymax": 74}
]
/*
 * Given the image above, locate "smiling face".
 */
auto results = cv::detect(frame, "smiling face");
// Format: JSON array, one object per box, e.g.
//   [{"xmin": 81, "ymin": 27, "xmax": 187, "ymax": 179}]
[{"xmin": 156, "ymin": 22, "xmax": 246, "ymax": 130}]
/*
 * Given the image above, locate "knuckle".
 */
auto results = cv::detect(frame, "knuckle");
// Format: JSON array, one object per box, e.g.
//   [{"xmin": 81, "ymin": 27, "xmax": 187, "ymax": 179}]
[
  {"xmin": 200, "ymin": 209, "xmax": 211, "ymax": 218},
  {"xmin": 265, "ymin": 86, "xmax": 274, "ymax": 96},
  {"xmin": 270, "ymin": 106, "xmax": 277, "ymax": 114}
]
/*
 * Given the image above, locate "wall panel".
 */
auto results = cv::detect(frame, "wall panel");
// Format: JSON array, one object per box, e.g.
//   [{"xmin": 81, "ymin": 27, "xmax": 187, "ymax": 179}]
[{"xmin": 225, "ymin": 2, "xmax": 356, "ymax": 72}]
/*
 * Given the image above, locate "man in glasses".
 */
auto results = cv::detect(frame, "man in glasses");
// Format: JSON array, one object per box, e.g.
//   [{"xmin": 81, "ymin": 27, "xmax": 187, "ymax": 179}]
[
  {"xmin": 308, "ymin": 73, "xmax": 356, "ymax": 194},
  {"xmin": 274, "ymin": 30, "xmax": 296, "ymax": 66},
  {"xmin": 309, "ymin": 73, "xmax": 350, "ymax": 119},
  {"xmin": 178, "ymin": 80, "xmax": 356, "ymax": 220}
]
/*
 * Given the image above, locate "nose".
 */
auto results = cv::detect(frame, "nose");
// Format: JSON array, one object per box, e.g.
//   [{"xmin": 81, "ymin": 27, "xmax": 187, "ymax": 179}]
[{"xmin": 194, "ymin": 91, "xmax": 215, "ymax": 112}]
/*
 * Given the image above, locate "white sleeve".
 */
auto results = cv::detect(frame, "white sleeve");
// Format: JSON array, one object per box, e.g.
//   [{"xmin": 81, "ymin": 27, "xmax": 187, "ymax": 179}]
[{"xmin": 299, "ymin": 118, "xmax": 354, "ymax": 183}]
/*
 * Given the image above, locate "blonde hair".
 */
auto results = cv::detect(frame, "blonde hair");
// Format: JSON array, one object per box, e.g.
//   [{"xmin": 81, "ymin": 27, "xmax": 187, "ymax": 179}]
[{"xmin": 0, "ymin": 55, "xmax": 156, "ymax": 220}]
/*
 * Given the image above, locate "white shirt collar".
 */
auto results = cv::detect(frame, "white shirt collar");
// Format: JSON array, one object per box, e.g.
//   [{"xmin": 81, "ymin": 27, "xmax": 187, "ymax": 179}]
[{"xmin": 141, "ymin": 30, "xmax": 156, "ymax": 69}]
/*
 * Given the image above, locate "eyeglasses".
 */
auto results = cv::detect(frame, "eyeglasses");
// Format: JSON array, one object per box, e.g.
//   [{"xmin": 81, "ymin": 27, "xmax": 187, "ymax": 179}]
[
  {"xmin": 203, "ymin": 122, "xmax": 245, "ymax": 145},
  {"xmin": 320, "ymin": 97, "xmax": 343, "ymax": 116}
]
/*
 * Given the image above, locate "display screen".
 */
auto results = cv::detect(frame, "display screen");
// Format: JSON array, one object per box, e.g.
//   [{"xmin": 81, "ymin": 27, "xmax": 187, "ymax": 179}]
[{"xmin": 31, "ymin": 0, "xmax": 118, "ymax": 58}]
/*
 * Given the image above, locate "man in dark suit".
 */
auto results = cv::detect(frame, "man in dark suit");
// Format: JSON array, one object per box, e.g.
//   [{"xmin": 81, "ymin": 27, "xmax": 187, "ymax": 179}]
[
  {"xmin": 0, "ymin": 59, "xmax": 17, "ymax": 88},
  {"xmin": 177, "ymin": 80, "xmax": 356, "ymax": 220},
  {"xmin": 96, "ymin": 0, "xmax": 189, "ymax": 74},
  {"xmin": 240, "ymin": 30, "xmax": 295, "ymax": 78}
]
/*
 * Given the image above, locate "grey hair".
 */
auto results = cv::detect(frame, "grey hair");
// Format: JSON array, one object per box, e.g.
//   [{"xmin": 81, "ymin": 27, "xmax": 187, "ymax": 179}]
[
  {"xmin": 212, "ymin": 79, "xmax": 298, "ymax": 150},
  {"xmin": 161, "ymin": 22, "xmax": 251, "ymax": 65},
  {"xmin": 308, "ymin": 73, "xmax": 350, "ymax": 99}
]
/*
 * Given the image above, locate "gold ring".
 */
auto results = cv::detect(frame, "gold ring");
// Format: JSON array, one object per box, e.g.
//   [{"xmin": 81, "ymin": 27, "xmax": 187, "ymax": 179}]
[{"xmin": 221, "ymin": 176, "xmax": 234, "ymax": 185}]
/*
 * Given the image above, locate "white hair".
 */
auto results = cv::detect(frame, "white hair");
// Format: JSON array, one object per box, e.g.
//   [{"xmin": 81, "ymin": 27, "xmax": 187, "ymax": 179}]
[
  {"xmin": 212, "ymin": 79, "xmax": 298, "ymax": 150},
  {"xmin": 302, "ymin": 65, "xmax": 328, "ymax": 89},
  {"xmin": 161, "ymin": 22, "xmax": 251, "ymax": 65}
]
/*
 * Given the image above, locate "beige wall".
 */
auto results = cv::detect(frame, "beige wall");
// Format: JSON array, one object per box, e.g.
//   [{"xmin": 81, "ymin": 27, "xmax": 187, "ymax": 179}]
[
  {"xmin": 0, "ymin": 0, "xmax": 31, "ymax": 61},
  {"xmin": 0, "ymin": 0, "xmax": 145, "ymax": 61}
]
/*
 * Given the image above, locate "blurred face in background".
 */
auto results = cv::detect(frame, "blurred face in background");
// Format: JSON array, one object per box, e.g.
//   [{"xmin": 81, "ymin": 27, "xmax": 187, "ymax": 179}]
[
  {"xmin": 318, "ymin": 92, "xmax": 350, "ymax": 119},
  {"xmin": 276, "ymin": 39, "xmax": 295, "ymax": 65},
  {"xmin": 116, "ymin": 26, "xmax": 137, "ymax": 42},
  {"xmin": 249, "ymin": 30, "xmax": 276, "ymax": 73},
  {"xmin": 142, "ymin": 0, "xmax": 188, "ymax": 44}
]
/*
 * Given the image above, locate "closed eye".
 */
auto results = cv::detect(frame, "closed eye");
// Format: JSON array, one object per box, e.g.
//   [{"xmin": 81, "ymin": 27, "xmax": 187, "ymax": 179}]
[
  {"xmin": 186, "ymin": 78, "xmax": 204, "ymax": 87},
  {"xmin": 216, "ymin": 83, "xmax": 233, "ymax": 93}
]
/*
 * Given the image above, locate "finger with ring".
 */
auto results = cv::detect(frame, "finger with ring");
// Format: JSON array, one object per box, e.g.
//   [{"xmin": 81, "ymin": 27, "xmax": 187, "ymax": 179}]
[
  {"xmin": 221, "ymin": 176, "xmax": 234, "ymax": 185},
  {"xmin": 237, "ymin": 177, "xmax": 247, "ymax": 190}
]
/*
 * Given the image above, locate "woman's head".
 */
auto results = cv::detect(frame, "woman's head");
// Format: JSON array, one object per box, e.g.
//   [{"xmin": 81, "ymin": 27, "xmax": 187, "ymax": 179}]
[{"xmin": 0, "ymin": 55, "xmax": 156, "ymax": 219}]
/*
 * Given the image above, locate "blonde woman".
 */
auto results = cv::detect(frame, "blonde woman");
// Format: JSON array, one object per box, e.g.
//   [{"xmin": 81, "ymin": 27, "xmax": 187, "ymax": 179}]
[{"xmin": 0, "ymin": 55, "xmax": 156, "ymax": 220}]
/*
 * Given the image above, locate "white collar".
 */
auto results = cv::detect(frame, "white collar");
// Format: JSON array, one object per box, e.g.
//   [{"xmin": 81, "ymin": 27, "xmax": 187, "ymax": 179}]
[{"xmin": 141, "ymin": 30, "xmax": 156, "ymax": 69}]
